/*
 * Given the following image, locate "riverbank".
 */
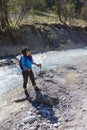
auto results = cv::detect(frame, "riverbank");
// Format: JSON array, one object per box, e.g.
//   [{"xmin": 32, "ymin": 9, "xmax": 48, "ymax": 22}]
[
  {"xmin": 0, "ymin": 55, "xmax": 87, "ymax": 130},
  {"xmin": 0, "ymin": 24, "xmax": 87, "ymax": 57}
]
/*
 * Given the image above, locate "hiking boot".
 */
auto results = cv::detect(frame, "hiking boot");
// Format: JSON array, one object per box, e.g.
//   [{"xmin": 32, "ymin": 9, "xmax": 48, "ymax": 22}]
[
  {"xmin": 34, "ymin": 86, "xmax": 41, "ymax": 91},
  {"xmin": 24, "ymin": 90, "xmax": 32, "ymax": 101}
]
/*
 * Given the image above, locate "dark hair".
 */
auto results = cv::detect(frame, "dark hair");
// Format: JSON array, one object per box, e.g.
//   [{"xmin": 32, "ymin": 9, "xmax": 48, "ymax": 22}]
[
  {"xmin": 21, "ymin": 48, "xmax": 30, "ymax": 56},
  {"xmin": 26, "ymin": 48, "xmax": 30, "ymax": 52}
]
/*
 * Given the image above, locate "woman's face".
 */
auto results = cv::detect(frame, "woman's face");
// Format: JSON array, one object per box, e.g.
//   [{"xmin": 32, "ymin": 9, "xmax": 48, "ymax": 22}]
[{"xmin": 26, "ymin": 51, "xmax": 31, "ymax": 56}]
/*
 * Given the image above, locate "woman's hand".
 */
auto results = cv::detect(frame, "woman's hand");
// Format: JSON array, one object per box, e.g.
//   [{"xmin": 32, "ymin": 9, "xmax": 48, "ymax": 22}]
[
  {"xmin": 27, "ymin": 68, "xmax": 31, "ymax": 72},
  {"xmin": 37, "ymin": 63, "xmax": 42, "ymax": 69},
  {"xmin": 33, "ymin": 62, "xmax": 42, "ymax": 68}
]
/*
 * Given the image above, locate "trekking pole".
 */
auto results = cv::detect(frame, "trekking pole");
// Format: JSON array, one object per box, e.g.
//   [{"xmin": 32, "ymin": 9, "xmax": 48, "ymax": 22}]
[
  {"xmin": 38, "ymin": 64, "xmax": 42, "ymax": 76},
  {"xmin": 39, "ymin": 63, "xmax": 42, "ymax": 69},
  {"xmin": 29, "ymin": 78, "xmax": 31, "ymax": 85}
]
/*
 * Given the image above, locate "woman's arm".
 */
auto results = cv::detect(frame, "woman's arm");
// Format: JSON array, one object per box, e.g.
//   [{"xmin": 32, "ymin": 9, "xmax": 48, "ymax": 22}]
[{"xmin": 32, "ymin": 57, "xmax": 41, "ymax": 68}]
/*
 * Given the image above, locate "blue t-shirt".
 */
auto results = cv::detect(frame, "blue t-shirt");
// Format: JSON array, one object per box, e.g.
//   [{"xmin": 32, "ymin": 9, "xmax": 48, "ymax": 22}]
[{"xmin": 21, "ymin": 55, "xmax": 33, "ymax": 71}]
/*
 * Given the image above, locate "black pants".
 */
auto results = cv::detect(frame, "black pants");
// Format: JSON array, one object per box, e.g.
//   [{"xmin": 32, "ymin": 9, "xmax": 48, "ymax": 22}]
[{"xmin": 22, "ymin": 70, "xmax": 36, "ymax": 89}]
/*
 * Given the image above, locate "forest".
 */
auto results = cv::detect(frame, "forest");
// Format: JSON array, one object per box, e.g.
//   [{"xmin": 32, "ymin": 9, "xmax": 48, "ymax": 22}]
[
  {"xmin": 0, "ymin": 0, "xmax": 87, "ymax": 31},
  {"xmin": 0, "ymin": 0, "xmax": 86, "ymax": 44}
]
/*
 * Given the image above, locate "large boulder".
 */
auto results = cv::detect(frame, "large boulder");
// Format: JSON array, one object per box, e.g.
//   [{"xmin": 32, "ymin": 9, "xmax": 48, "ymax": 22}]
[
  {"xmin": 26, "ymin": 76, "xmax": 60, "ymax": 106},
  {"xmin": 34, "ymin": 90, "xmax": 59, "ymax": 106}
]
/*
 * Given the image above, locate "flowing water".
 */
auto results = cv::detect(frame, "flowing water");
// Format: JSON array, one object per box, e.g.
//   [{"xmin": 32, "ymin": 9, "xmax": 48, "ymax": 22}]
[{"xmin": 0, "ymin": 48, "xmax": 87, "ymax": 97}]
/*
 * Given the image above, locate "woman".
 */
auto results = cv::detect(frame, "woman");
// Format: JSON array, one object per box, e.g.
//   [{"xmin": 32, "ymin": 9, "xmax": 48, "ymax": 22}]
[{"xmin": 20, "ymin": 48, "xmax": 41, "ymax": 91}]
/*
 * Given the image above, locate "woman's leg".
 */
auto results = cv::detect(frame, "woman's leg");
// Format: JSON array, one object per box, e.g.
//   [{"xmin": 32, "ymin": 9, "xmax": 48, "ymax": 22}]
[
  {"xmin": 29, "ymin": 70, "xmax": 40, "ymax": 91},
  {"xmin": 22, "ymin": 71, "xmax": 28, "ymax": 89},
  {"xmin": 29, "ymin": 70, "xmax": 36, "ymax": 86}
]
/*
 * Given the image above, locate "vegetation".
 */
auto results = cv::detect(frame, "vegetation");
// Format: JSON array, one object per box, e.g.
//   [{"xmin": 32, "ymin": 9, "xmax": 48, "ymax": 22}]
[{"xmin": 0, "ymin": 0, "xmax": 87, "ymax": 42}]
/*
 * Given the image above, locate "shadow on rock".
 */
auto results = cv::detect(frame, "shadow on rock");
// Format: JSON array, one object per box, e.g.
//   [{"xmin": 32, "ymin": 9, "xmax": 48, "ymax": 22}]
[
  {"xmin": 34, "ymin": 91, "xmax": 59, "ymax": 106},
  {"xmin": 24, "ymin": 90, "xmax": 59, "ymax": 124}
]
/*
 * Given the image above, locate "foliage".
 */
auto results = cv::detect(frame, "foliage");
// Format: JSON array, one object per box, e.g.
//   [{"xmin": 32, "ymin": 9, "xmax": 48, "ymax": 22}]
[{"xmin": 0, "ymin": 0, "xmax": 86, "ymax": 32}]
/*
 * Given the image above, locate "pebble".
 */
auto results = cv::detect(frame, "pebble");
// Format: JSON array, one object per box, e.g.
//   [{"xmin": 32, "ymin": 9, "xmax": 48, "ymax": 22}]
[
  {"xmin": 27, "ymin": 111, "xmax": 32, "ymax": 116},
  {"xmin": 23, "ymin": 115, "xmax": 37, "ymax": 124},
  {"xmin": 53, "ymin": 123, "xmax": 58, "ymax": 127},
  {"xmin": 40, "ymin": 108, "xmax": 51, "ymax": 117},
  {"xmin": 17, "ymin": 122, "xmax": 24, "ymax": 128},
  {"xmin": 29, "ymin": 126, "xmax": 37, "ymax": 130}
]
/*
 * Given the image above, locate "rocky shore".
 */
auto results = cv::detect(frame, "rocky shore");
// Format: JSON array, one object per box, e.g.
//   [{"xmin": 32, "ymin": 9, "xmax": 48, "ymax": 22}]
[{"xmin": 0, "ymin": 56, "xmax": 87, "ymax": 130}]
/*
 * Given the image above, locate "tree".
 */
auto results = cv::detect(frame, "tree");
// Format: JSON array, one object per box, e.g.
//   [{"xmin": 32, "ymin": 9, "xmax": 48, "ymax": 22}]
[
  {"xmin": 0, "ymin": 0, "xmax": 10, "ymax": 31},
  {"xmin": 67, "ymin": 0, "xmax": 76, "ymax": 24},
  {"xmin": 54, "ymin": 0, "xmax": 84, "ymax": 24},
  {"xmin": 81, "ymin": 1, "xmax": 87, "ymax": 22},
  {"xmin": 54, "ymin": 0, "xmax": 68, "ymax": 24},
  {"xmin": 32, "ymin": 0, "xmax": 46, "ymax": 11},
  {"xmin": 0, "ymin": 0, "xmax": 32, "ymax": 44}
]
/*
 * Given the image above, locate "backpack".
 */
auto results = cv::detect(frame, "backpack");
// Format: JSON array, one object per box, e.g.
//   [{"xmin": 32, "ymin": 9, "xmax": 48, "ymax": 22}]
[
  {"xmin": 19, "ymin": 56, "xmax": 26, "ymax": 70},
  {"xmin": 19, "ymin": 48, "xmax": 27, "ymax": 70}
]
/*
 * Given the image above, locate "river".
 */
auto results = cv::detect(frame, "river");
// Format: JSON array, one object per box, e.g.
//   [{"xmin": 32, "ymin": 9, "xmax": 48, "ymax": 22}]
[{"xmin": 0, "ymin": 48, "xmax": 87, "ymax": 97}]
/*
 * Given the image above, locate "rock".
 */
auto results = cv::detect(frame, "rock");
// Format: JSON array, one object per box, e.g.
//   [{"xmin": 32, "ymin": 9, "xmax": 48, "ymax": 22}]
[
  {"xmin": 17, "ymin": 122, "xmax": 25, "ymax": 129},
  {"xmin": 40, "ymin": 108, "xmax": 51, "ymax": 117},
  {"xmin": 0, "ymin": 59, "xmax": 13, "ymax": 67},
  {"xmin": 53, "ymin": 123, "xmax": 59, "ymax": 128},
  {"xmin": 35, "ymin": 91, "xmax": 59, "ymax": 106},
  {"xmin": 27, "ymin": 111, "xmax": 32, "ymax": 116},
  {"xmin": 38, "ymin": 70, "xmax": 48, "ymax": 77},
  {"xmin": 29, "ymin": 126, "xmax": 37, "ymax": 130},
  {"xmin": 23, "ymin": 115, "xmax": 36, "ymax": 124}
]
